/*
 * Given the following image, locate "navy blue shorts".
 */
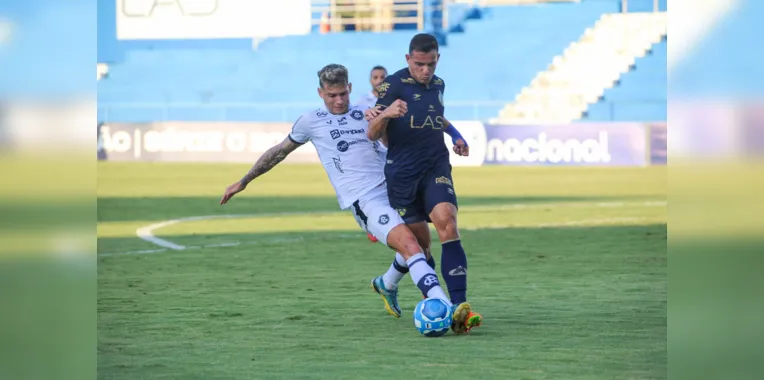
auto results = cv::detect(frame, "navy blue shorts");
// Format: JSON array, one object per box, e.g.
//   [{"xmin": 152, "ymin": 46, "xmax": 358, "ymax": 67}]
[{"xmin": 385, "ymin": 160, "xmax": 458, "ymax": 224}]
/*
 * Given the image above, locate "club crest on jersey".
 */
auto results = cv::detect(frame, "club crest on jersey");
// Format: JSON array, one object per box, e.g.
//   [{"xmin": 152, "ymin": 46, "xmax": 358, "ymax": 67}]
[
  {"xmin": 377, "ymin": 82, "xmax": 390, "ymax": 98},
  {"xmin": 350, "ymin": 110, "xmax": 364, "ymax": 120},
  {"xmin": 435, "ymin": 176, "xmax": 452, "ymax": 186},
  {"xmin": 378, "ymin": 214, "xmax": 390, "ymax": 225}
]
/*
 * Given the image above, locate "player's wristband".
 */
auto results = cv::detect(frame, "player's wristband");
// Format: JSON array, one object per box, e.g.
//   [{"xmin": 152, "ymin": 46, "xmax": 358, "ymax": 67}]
[{"xmin": 444, "ymin": 124, "xmax": 467, "ymax": 146}]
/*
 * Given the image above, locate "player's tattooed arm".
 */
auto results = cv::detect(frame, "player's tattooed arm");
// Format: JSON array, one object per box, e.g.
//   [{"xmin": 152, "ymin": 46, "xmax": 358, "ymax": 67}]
[{"xmin": 239, "ymin": 137, "xmax": 303, "ymax": 187}]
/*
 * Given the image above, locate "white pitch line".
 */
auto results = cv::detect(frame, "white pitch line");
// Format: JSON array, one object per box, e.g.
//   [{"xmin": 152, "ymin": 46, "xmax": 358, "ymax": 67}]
[
  {"xmin": 134, "ymin": 211, "xmax": 343, "ymax": 251},
  {"xmin": 99, "ymin": 201, "xmax": 666, "ymax": 257}
]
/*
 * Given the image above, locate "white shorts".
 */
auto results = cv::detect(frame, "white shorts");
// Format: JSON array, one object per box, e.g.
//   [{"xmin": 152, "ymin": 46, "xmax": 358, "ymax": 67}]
[{"xmin": 350, "ymin": 183, "xmax": 404, "ymax": 246}]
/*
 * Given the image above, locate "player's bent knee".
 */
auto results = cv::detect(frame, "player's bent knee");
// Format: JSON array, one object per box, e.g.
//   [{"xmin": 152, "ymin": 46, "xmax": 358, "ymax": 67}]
[
  {"xmin": 386, "ymin": 224, "xmax": 423, "ymax": 259},
  {"xmin": 431, "ymin": 201, "xmax": 458, "ymax": 220},
  {"xmin": 430, "ymin": 204, "xmax": 459, "ymax": 239},
  {"xmin": 407, "ymin": 221, "xmax": 431, "ymax": 251}
]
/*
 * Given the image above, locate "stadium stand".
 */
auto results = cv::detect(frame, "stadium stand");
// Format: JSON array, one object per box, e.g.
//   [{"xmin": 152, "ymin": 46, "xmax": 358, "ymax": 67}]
[
  {"xmin": 582, "ymin": 38, "xmax": 666, "ymax": 121},
  {"xmin": 97, "ymin": 0, "xmax": 667, "ymax": 123}
]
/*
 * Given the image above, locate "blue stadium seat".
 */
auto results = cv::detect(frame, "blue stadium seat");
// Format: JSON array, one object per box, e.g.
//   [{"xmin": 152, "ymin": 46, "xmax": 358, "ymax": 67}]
[{"xmin": 98, "ymin": 1, "xmax": 637, "ymax": 122}]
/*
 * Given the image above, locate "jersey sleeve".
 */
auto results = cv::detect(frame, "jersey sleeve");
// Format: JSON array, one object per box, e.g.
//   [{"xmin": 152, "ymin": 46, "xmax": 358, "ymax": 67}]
[
  {"xmin": 288, "ymin": 114, "xmax": 312, "ymax": 144},
  {"xmin": 374, "ymin": 76, "xmax": 402, "ymax": 109}
]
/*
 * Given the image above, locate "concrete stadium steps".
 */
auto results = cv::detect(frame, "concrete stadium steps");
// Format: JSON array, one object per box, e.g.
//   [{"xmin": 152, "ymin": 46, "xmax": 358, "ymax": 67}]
[
  {"xmin": 494, "ymin": 11, "xmax": 666, "ymax": 123},
  {"xmin": 582, "ymin": 38, "xmax": 666, "ymax": 121}
]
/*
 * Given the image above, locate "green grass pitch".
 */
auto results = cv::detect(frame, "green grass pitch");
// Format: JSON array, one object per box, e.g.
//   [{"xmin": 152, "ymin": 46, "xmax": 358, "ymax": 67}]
[{"xmin": 98, "ymin": 162, "xmax": 666, "ymax": 379}]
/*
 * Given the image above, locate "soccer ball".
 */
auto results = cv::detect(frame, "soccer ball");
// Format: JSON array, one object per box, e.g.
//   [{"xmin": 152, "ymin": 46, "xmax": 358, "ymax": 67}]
[{"xmin": 413, "ymin": 298, "xmax": 452, "ymax": 337}]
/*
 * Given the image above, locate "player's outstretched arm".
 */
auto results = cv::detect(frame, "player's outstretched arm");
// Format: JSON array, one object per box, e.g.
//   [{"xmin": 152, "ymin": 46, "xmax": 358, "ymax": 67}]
[
  {"xmin": 443, "ymin": 118, "xmax": 469, "ymax": 157},
  {"xmin": 220, "ymin": 137, "xmax": 303, "ymax": 205}
]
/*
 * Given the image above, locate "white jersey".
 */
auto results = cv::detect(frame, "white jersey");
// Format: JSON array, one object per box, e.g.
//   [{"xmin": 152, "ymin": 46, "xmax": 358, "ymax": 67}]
[
  {"xmin": 289, "ymin": 105, "xmax": 386, "ymax": 209},
  {"xmin": 353, "ymin": 91, "xmax": 389, "ymax": 159},
  {"xmin": 354, "ymin": 91, "xmax": 378, "ymax": 110}
]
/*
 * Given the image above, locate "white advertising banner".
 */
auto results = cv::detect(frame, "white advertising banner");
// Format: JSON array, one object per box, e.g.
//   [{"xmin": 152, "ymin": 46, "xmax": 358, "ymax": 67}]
[
  {"xmin": 116, "ymin": 0, "xmax": 311, "ymax": 40},
  {"xmin": 442, "ymin": 121, "xmax": 487, "ymax": 167},
  {"xmin": 98, "ymin": 121, "xmax": 489, "ymax": 167}
]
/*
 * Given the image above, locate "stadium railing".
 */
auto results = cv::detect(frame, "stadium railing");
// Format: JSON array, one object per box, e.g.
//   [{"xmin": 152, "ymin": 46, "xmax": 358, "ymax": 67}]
[
  {"xmin": 582, "ymin": 99, "xmax": 666, "ymax": 121},
  {"xmin": 310, "ymin": 0, "xmax": 449, "ymax": 32}
]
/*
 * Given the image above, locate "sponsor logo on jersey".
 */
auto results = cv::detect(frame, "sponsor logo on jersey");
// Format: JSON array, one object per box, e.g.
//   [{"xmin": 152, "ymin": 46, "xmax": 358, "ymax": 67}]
[
  {"xmin": 438, "ymin": 90, "xmax": 443, "ymax": 106},
  {"xmin": 396, "ymin": 208, "xmax": 406, "ymax": 216},
  {"xmin": 330, "ymin": 128, "xmax": 365, "ymax": 140},
  {"xmin": 350, "ymin": 110, "xmax": 364, "ymax": 120},
  {"xmin": 401, "ymin": 77, "xmax": 416, "ymax": 84},
  {"xmin": 433, "ymin": 78, "xmax": 443, "ymax": 86},
  {"xmin": 435, "ymin": 176, "xmax": 452, "ymax": 186},
  {"xmin": 316, "ymin": 110, "xmax": 328, "ymax": 117},
  {"xmin": 412, "ymin": 94, "xmax": 421, "ymax": 101},
  {"xmin": 338, "ymin": 116, "xmax": 348, "ymax": 126},
  {"xmin": 336, "ymin": 138, "xmax": 366, "ymax": 152},
  {"xmin": 332, "ymin": 156, "xmax": 344, "ymax": 173},
  {"xmin": 428, "ymin": 105, "xmax": 435, "ymax": 113}
]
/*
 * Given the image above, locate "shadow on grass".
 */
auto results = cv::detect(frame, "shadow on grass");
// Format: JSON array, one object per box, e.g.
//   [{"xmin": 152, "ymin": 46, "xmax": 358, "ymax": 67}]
[{"xmin": 97, "ymin": 194, "xmax": 662, "ymax": 223}]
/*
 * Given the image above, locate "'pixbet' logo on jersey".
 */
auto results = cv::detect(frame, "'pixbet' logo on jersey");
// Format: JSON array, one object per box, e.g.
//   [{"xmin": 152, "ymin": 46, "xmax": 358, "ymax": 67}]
[{"xmin": 330, "ymin": 128, "xmax": 365, "ymax": 140}]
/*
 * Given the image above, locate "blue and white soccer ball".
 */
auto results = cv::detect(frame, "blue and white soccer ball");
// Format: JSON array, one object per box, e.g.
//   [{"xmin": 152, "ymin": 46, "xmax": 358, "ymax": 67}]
[{"xmin": 413, "ymin": 298, "xmax": 452, "ymax": 337}]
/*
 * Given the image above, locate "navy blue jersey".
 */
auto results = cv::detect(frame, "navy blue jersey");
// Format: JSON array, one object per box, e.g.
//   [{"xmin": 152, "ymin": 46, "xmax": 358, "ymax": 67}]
[{"xmin": 375, "ymin": 68, "xmax": 449, "ymax": 178}]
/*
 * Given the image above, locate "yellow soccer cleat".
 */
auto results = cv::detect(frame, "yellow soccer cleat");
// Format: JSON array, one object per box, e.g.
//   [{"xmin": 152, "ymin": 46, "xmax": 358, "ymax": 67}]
[{"xmin": 450, "ymin": 302, "xmax": 483, "ymax": 334}]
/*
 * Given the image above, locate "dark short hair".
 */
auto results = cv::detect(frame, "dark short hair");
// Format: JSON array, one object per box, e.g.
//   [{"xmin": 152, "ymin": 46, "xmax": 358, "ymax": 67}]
[
  {"xmin": 409, "ymin": 33, "xmax": 439, "ymax": 54},
  {"xmin": 371, "ymin": 65, "xmax": 387, "ymax": 73}
]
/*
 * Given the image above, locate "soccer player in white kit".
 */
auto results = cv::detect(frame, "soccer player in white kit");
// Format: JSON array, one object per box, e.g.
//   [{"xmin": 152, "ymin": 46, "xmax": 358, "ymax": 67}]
[
  {"xmin": 220, "ymin": 64, "xmax": 453, "ymax": 319},
  {"xmin": 353, "ymin": 65, "xmax": 390, "ymax": 243}
]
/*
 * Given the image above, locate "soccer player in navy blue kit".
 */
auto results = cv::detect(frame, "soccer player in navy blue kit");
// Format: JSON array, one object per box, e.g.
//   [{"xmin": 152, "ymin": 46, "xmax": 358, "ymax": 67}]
[{"xmin": 367, "ymin": 33, "xmax": 482, "ymax": 334}]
